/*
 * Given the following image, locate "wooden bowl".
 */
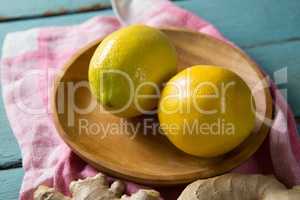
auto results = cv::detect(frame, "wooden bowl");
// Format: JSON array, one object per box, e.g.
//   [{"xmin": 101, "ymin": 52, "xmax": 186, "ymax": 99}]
[{"xmin": 52, "ymin": 28, "xmax": 272, "ymax": 185}]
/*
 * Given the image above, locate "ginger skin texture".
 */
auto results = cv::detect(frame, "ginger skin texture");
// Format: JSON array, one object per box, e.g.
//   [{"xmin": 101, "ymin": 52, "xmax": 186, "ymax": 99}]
[
  {"xmin": 178, "ymin": 173, "xmax": 300, "ymax": 200},
  {"xmin": 35, "ymin": 173, "xmax": 300, "ymax": 200},
  {"xmin": 34, "ymin": 173, "xmax": 160, "ymax": 200}
]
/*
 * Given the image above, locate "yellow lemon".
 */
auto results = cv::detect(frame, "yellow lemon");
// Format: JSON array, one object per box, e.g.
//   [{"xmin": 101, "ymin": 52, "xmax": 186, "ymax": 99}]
[
  {"xmin": 158, "ymin": 65, "xmax": 255, "ymax": 157},
  {"xmin": 89, "ymin": 24, "xmax": 177, "ymax": 117}
]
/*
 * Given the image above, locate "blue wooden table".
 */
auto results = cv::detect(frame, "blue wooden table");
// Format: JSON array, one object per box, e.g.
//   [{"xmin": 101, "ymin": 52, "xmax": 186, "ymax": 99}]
[{"xmin": 0, "ymin": 0, "xmax": 299, "ymax": 199}]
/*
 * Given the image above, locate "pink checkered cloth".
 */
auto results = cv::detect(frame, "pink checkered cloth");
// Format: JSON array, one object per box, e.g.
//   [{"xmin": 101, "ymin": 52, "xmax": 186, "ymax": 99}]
[{"xmin": 1, "ymin": 0, "xmax": 300, "ymax": 199}]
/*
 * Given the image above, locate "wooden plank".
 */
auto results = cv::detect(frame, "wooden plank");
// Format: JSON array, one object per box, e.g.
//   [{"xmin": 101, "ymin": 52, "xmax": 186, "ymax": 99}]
[
  {"xmin": 0, "ymin": 1, "xmax": 299, "ymax": 167},
  {"xmin": 0, "ymin": 0, "xmax": 111, "ymax": 20},
  {"xmin": 245, "ymin": 41, "xmax": 300, "ymax": 116},
  {"xmin": 0, "ymin": 10, "xmax": 113, "ymax": 49},
  {"xmin": 178, "ymin": 0, "xmax": 300, "ymax": 47},
  {"xmin": 0, "ymin": 168, "xmax": 24, "ymax": 200},
  {"xmin": 0, "ymin": 100, "xmax": 21, "ymax": 166}
]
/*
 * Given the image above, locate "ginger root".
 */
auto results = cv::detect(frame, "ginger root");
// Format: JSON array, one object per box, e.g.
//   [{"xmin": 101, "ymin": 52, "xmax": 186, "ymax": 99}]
[
  {"xmin": 34, "ymin": 186, "xmax": 71, "ymax": 200},
  {"xmin": 34, "ymin": 173, "xmax": 160, "ymax": 200},
  {"xmin": 178, "ymin": 173, "xmax": 300, "ymax": 200}
]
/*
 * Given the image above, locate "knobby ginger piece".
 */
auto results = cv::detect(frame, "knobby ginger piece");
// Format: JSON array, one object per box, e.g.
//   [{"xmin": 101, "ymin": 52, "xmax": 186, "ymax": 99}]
[
  {"xmin": 34, "ymin": 185, "xmax": 71, "ymax": 200},
  {"xmin": 34, "ymin": 173, "xmax": 160, "ymax": 200},
  {"xmin": 121, "ymin": 189, "xmax": 160, "ymax": 200},
  {"xmin": 178, "ymin": 173, "xmax": 300, "ymax": 200}
]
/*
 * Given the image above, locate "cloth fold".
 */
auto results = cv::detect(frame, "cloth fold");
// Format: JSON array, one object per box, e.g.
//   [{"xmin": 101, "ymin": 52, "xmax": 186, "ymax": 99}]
[{"xmin": 1, "ymin": 0, "xmax": 299, "ymax": 199}]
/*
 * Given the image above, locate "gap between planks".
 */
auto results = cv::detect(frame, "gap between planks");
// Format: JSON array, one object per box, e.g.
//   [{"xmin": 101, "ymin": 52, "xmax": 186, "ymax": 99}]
[
  {"xmin": 0, "ymin": 159, "xmax": 22, "ymax": 170},
  {"xmin": 242, "ymin": 37, "xmax": 300, "ymax": 49}
]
